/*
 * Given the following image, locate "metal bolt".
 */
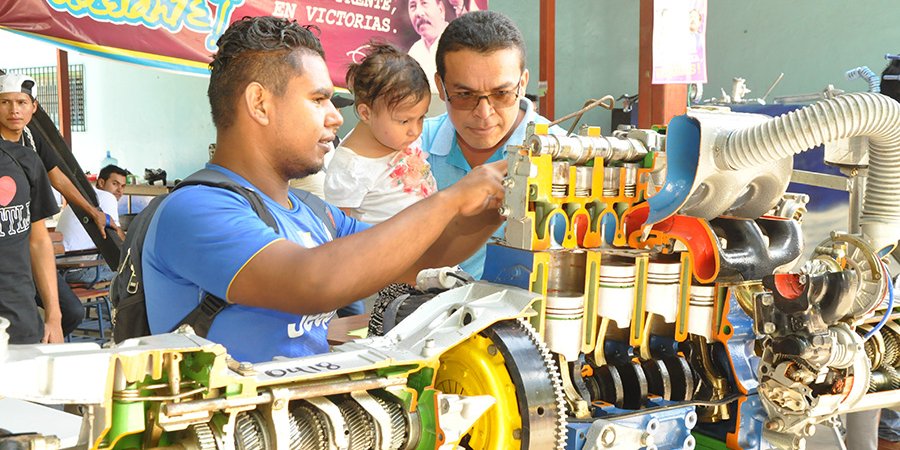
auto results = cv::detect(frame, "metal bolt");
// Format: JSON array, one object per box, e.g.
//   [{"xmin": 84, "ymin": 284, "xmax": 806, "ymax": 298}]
[
  {"xmin": 273, "ymin": 399, "xmax": 285, "ymax": 410},
  {"xmin": 600, "ymin": 426, "xmax": 616, "ymax": 446},
  {"xmin": 487, "ymin": 345, "xmax": 498, "ymax": 356},
  {"xmin": 498, "ymin": 206, "xmax": 511, "ymax": 217},
  {"xmin": 799, "ymin": 274, "xmax": 808, "ymax": 284},
  {"xmin": 765, "ymin": 418, "xmax": 783, "ymax": 431},
  {"xmin": 238, "ymin": 362, "xmax": 252, "ymax": 371},
  {"xmin": 512, "ymin": 429, "xmax": 522, "ymax": 440},
  {"xmin": 502, "ymin": 178, "xmax": 514, "ymax": 188},
  {"xmin": 763, "ymin": 322, "xmax": 776, "ymax": 334},
  {"xmin": 803, "ymin": 423, "xmax": 816, "ymax": 437},
  {"xmin": 761, "ymin": 294, "xmax": 774, "ymax": 307}
]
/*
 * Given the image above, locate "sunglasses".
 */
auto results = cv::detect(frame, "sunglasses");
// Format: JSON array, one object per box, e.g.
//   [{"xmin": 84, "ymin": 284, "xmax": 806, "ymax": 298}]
[{"xmin": 440, "ymin": 79, "xmax": 521, "ymax": 111}]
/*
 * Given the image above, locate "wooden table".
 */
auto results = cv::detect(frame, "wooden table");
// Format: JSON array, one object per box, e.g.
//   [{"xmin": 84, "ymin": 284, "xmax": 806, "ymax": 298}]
[
  {"xmin": 327, "ymin": 313, "xmax": 370, "ymax": 345},
  {"xmin": 56, "ymin": 254, "xmax": 105, "ymax": 270},
  {"xmin": 122, "ymin": 184, "xmax": 171, "ymax": 213}
]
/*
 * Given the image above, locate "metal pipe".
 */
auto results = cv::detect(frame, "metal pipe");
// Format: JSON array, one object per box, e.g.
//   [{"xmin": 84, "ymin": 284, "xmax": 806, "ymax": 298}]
[{"xmin": 720, "ymin": 92, "xmax": 900, "ymax": 252}]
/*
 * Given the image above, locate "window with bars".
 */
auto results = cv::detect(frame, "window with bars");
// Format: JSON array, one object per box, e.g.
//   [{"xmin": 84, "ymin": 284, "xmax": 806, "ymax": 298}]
[{"xmin": 3, "ymin": 65, "xmax": 86, "ymax": 132}]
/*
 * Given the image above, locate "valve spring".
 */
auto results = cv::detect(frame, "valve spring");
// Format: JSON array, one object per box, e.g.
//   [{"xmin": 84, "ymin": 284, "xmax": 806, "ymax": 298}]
[{"xmin": 551, "ymin": 184, "xmax": 569, "ymax": 198}]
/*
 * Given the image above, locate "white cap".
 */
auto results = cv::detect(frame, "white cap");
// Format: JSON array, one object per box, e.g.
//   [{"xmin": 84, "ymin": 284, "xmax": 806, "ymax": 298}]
[{"xmin": 0, "ymin": 73, "xmax": 36, "ymax": 98}]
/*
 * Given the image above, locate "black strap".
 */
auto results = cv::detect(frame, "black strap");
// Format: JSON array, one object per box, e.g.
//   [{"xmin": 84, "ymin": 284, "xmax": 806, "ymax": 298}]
[
  {"xmin": 171, "ymin": 293, "xmax": 228, "ymax": 336},
  {"xmin": 291, "ymin": 187, "xmax": 338, "ymax": 238}
]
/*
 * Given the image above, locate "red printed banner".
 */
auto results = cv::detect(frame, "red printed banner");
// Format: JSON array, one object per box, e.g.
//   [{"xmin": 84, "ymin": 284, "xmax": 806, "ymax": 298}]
[{"xmin": 0, "ymin": 0, "xmax": 487, "ymax": 86}]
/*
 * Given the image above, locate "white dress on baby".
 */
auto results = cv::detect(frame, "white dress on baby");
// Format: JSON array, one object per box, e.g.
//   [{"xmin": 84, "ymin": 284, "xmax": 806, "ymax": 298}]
[{"xmin": 324, "ymin": 144, "xmax": 437, "ymax": 224}]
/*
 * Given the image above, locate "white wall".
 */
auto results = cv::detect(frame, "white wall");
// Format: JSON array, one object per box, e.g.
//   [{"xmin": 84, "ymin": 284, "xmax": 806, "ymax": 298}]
[{"xmin": 1, "ymin": 30, "xmax": 214, "ymax": 180}]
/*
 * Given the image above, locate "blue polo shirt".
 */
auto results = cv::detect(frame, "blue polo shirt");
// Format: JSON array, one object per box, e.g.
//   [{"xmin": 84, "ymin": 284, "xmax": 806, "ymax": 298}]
[
  {"xmin": 421, "ymin": 98, "xmax": 561, "ymax": 278},
  {"xmin": 144, "ymin": 164, "xmax": 370, "ymax": 363}
]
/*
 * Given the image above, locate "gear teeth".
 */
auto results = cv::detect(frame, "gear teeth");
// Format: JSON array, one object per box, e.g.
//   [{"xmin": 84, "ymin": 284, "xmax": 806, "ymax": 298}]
[
  {"xmin": 885, "ymin": 365, "xmax": 900, "ymax": 390},
  {"xmin": 372, "ymin": 393, "xmax": 407, "ymax": 450},
  {"xmin": 330, "ymin": 395, "xmax": 375, "ymax": 450},
  {"xmin": 291, "ymin": 402, "xmax": 329, "ymax": 449},
  {"xmin": 234, "ymin": 411, "xmax": 267, "ymax": 450},
  {"xmin": 516, "ymin": 318, "xmax": 569, "ymax": 450},
  {"xmin": 188, "ymin": 423, "xmax": 219, "ymax": 450},
  {"xmin": 884, "ymin": 327, "xmax": 900, "ymax": 367}
]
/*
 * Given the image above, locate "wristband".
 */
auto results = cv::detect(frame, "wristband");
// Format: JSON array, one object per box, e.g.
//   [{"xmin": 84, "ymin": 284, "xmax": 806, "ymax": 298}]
[{"xmin": 105, "ymin": 213, "xmax": 111, "ymax": 227}]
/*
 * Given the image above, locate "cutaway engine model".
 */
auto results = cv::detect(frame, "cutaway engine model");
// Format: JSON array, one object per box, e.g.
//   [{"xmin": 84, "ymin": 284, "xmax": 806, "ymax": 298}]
[{"xmin": 2, "ymin": 92, "xmax": 900, "ymax": 450}]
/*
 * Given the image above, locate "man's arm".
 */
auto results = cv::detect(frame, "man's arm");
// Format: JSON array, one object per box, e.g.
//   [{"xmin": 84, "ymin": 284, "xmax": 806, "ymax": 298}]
[
  {"xmin": 403, "ymin": 207, "xmax": 503, "ymax": 280},
  {"xmin": 228, "ymin": 161, "xmax": 507, "ymax": 315},
  {"xmin": 47, "ymin": 166, "xmax": 114, "ymax": 239},
  {"xmin": 30, "ymin": 219, "xmax": 63, "ymax": 343}
]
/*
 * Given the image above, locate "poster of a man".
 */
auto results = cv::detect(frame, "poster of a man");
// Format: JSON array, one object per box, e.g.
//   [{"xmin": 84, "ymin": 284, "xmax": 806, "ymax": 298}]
[{"xmin": 406, "ymin": 0, "xmax": 449, "ymax": 92}]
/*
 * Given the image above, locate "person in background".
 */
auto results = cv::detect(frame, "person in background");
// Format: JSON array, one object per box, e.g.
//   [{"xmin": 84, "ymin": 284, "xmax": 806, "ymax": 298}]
[
  {"xmin": 406, "ymin": 0, "xmax": 448, "ymax": 92},
  {"xmin": 421, "ymin": 10, "xmax": 564, "ymax": 279},
  {"xmin": 142, "ymin": 16, "xmax": 506, "ymax": 364},
  {"xmin": 0, "ymin": 73, "xmax": 99, "ymax": 338},
  {"xmin": 56, "ymin": 164, "xmax": 127, "ymax": 285},
  {"xmin": 0, "ymin": 73, "xmax": 116, "ymax": 239},
  {"xmin": 0, "ymin": 138, "xmax": 63, "ymax": 343}
]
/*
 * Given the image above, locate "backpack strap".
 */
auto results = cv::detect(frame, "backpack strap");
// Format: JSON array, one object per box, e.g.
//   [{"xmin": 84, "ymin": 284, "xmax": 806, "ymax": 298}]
[
  {"xmin": 290, "ymin": 187, "xmax": 338, "ymax": 238},
  {"xmin": 171, "ymin": 293, "xmax": 228, "ymax": 337},
  {"xmin": 157, "ymin": 170, "xmax": 338, "ymax": 336},
  {"xmin": 176, "ymin": 168, "xmax": 280, "ymax": 233}
]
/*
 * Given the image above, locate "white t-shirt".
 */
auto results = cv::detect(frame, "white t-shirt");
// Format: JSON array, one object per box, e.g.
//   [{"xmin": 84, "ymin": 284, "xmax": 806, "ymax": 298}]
[
  {"xmin": 408, "ymin": 38, "xmax": 440, "ymax": 92},
  {"xmin": 324, "ymin": 144, "xmax": 437, "ymax": 224},
  {"xmin": 57, "ymin": 187, "xmax": 120, "ymax": 251}
]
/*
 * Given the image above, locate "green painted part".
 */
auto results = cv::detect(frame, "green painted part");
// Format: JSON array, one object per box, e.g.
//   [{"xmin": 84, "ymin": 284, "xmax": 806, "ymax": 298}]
[
  {"xmin": 587, "ymin": 201, "xmax": 603, "ymax": 232},
  {"xmin": 226, "ymin": 383, "xmax": 243, "ymax": 396},
  {"xmin": 692, "ymin": 432, "xmax": 728, "ymax": 449},
  {"xmin": 109, "ymin": 400, "xmax": 146, "ymax": 449},
  {"xmin": 408, "ymin": 367, "xmax": 436, "ymax": 397},
  {"xmin": 181, "ymin": 351, "xmax": 215, "ymax": 385},
  {"xmin": 414, "ymin": 389, "xmax": 438, "ymax": 450},
  {"xmin": 390, "ymin": 389, "xmax": 415, "ymax": 410},
  {"xmin": 530, "ymin": 263, "xmax": 546, "ymax": 332},
  {"xmin": 643, "ymin": 151, "xmax": 656, "ymax": 169},
  {"xmin": 376, "ymin": 364, "xmax": 419, "ymax": 378},
  {"xmin": 598, "ymin": 283, "xmax": 635, "ymax": 289}
]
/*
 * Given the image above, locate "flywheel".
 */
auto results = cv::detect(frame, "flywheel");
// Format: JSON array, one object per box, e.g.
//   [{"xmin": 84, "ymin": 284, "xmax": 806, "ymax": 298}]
[{"xmin": 434, "ymin": 319, "xmax": 567, "ymax": 450}]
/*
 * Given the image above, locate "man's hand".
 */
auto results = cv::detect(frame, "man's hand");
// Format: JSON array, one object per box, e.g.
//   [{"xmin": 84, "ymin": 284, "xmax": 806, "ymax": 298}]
[
  {"xmin": 446, "ymin": 160, "xmax": 507, "ymax": 217},
  {"xmin": 42, "ymin": 316, "xmax": 64, "ymax": 343},
  {"xmin": 90, "ymin": 208, "xmax": 108, "ymax": 239}
]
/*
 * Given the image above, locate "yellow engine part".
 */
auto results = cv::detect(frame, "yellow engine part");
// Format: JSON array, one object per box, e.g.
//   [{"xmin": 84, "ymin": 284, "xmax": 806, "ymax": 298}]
[{"xmin": 434, "ymin": 331, "xmax": 523, "ymax": 449}]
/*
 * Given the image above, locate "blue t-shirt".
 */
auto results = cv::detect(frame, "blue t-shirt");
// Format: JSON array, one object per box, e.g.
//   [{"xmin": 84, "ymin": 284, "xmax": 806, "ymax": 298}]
[
  {"xmin": 143, "ymin": 164, "xmax": 370, "ymax": 363},
  {"xmin": 421, "ymin": 98, "xmax": 560, "ymax": 278}
]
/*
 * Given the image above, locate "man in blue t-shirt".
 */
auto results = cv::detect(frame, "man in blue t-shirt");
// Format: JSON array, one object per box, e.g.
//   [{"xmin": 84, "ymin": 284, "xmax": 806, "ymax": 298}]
[
  {"xmin": 420, "ymin": 11, "xmax": 563, "ymax": 278},
  {"xmin": 143, "ymin": 17, "xmax": 507, "ymax": 364}
]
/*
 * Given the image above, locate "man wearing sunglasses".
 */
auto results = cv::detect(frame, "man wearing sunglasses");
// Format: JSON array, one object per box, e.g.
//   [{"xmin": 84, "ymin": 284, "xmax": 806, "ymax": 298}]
[{"xmin": 421, "ymin": 10, "xmax": 563, "ymax": 278}]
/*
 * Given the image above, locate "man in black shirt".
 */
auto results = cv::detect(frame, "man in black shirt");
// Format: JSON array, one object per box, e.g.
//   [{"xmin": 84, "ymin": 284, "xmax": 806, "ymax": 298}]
[
  {"xmin": 0, "ymin": 74, "xmax": 114, "ymax": 238},
  {"xmin": 0, "ymin": 139, "xmax": 62, "ymax": 343},
  {"xmin": 0, "ymin": 73, "xmax": 100, "ymax": 337}
]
